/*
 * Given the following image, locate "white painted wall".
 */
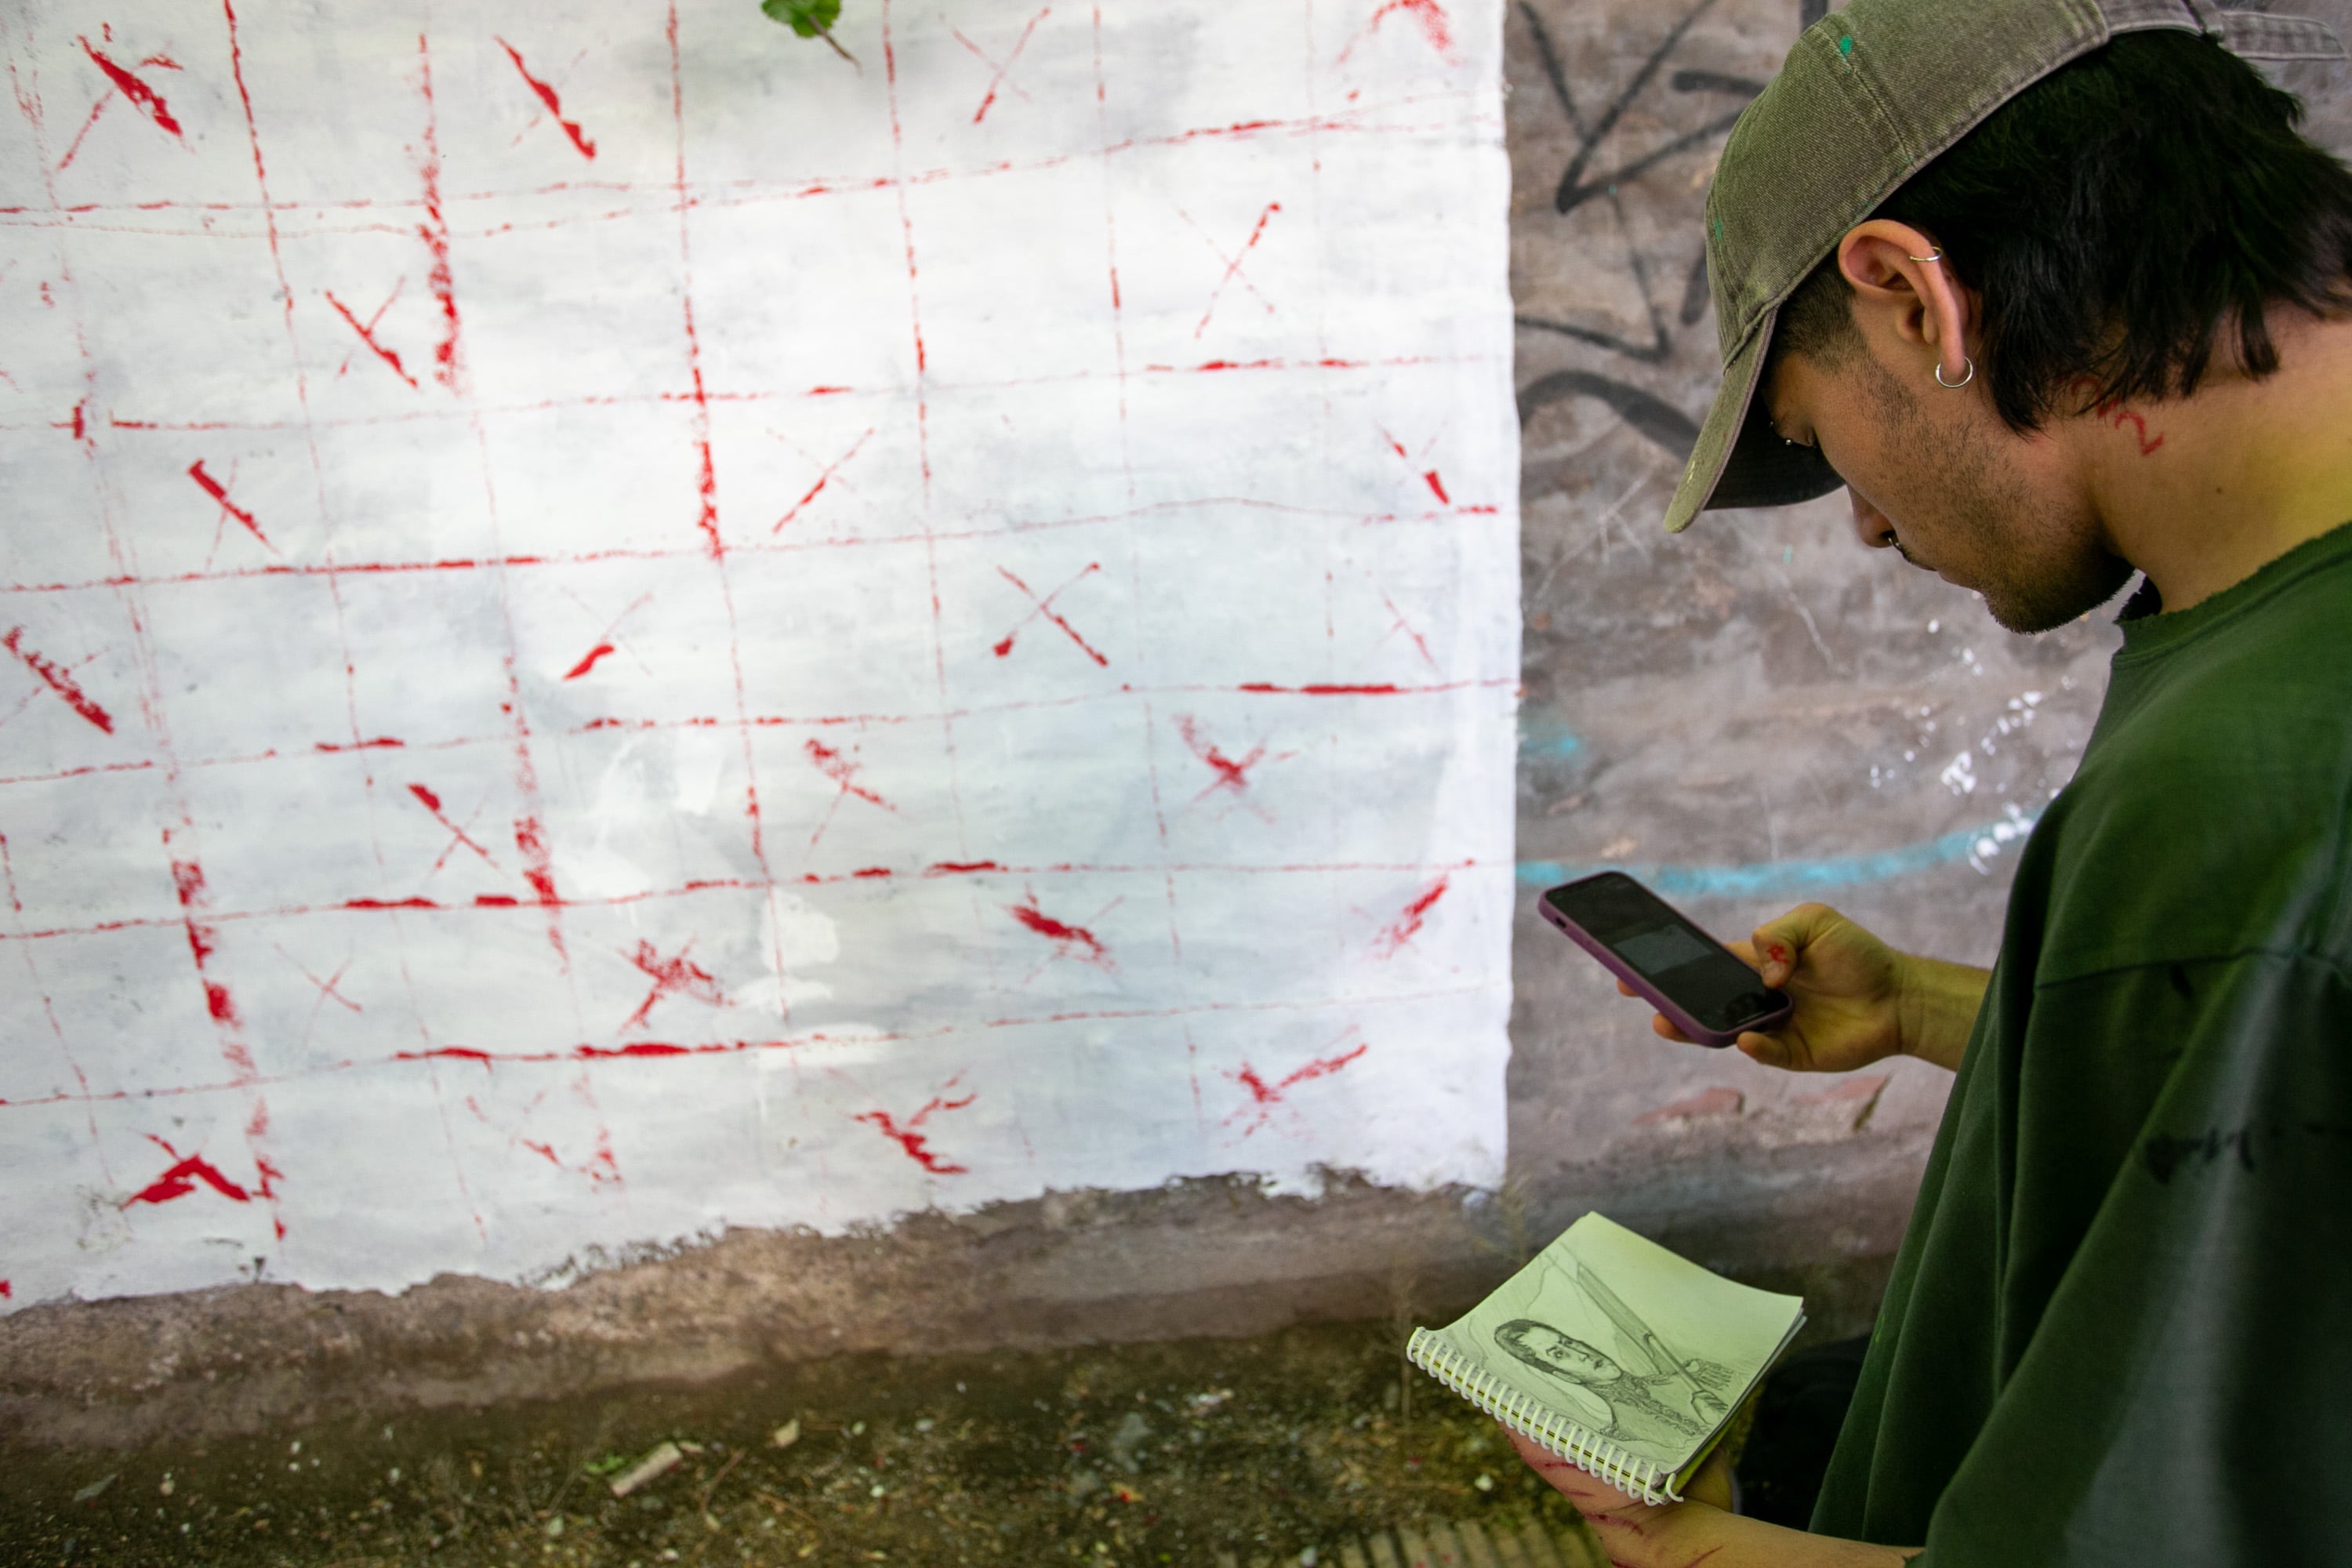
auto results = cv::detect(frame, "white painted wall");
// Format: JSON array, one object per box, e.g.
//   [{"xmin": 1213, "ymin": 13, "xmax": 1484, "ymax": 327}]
[{"xmin": 0, "ymin": 0, "xmax": 1518, "ymax": 1305}]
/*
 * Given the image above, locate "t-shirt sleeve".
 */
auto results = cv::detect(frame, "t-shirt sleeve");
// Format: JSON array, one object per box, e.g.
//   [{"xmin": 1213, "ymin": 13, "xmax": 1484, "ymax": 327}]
[{"xmin": 1919, "ymin": 949, "xmax": 2352, "ymax": 1564}]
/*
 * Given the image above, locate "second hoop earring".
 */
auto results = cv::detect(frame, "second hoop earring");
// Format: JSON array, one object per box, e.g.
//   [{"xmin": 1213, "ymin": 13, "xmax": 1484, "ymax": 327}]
[{"xmin": 1935, "ymin": 357, "xmax": 1976, "ymax": 390}]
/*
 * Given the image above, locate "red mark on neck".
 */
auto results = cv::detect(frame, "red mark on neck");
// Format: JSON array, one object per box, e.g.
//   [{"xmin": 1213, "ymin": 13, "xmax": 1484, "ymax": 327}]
[
  {"xmin": 2, "ymin": 627, "xmax": 114, "ymax": 733},
  {"xmin": 122, "ymin": 1138, "xmax": 251, "ymax": 1209},
  {"xmin": 855, "ymin": 1088, "xmax": 977, "ymax": 1174},
  {"xmin": 2066, "ymin": 376, "xmax": 2165, "ymax": 456},
  {"xmin": 495, "ymin": 38, "xmax": 597, "ymax": 159},
  {"xmin": 78, "ymin": 37, "xmax": 183, "ymax": 139},
  {"xmin": 620, "ymin": 938, "xmax": 723, "ymax": 1032},
  {"xmin": 1006, "ymin": 893, "xmax": 1112, "ymax": 968},
  {"xmin": 1372, "ymin": 876, "xmax": 1449, "ymax": 957}
]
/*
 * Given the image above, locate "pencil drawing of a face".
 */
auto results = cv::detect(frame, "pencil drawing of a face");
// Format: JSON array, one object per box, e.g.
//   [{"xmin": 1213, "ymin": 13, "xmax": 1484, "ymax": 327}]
[{"xmin": 1494, "ymin": 1319, "xmax": 1623, "ymax": 1386}]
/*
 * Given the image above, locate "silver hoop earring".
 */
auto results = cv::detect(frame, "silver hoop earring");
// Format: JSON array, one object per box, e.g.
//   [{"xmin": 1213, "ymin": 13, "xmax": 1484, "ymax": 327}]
[
  {"xmin": 1934, "ymin": 356, "xmax": 1975, "ymax": 390},
  {"xmin": 1908, "ymin": 246, "xmax": 1944, "ymax": 262}
]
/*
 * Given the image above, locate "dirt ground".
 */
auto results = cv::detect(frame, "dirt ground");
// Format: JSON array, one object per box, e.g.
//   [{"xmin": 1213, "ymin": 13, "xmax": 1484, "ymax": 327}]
[{"xmin": 0, "ymin": 1320, "xmax": 1617, "ymax": 1568}]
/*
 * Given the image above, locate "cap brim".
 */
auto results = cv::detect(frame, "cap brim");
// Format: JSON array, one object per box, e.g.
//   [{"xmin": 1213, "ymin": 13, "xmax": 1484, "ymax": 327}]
[{"xmin": 1660, "ymin": 307, "xmax": 1842, "ymax": 532}]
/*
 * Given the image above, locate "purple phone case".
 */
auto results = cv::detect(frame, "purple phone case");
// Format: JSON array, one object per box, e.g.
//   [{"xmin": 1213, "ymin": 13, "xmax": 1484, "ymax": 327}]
[{"xmin": 1537, "ymin": 879, "xmax": 1793, "ymax": 1048}]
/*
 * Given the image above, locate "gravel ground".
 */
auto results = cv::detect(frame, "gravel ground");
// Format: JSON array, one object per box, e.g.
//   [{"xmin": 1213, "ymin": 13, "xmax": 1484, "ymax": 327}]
[{"xmin": 0, "ymin": 1321, "xmax": 1613, "ymax": 1568}]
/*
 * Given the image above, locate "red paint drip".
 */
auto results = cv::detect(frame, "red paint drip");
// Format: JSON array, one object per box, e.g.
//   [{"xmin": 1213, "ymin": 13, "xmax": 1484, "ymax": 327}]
[
  {"xmin": 78, "ymin": 37, "xmax": 183, "ymax": 137},
  {"xmin": 1372, "ymin": 876, "xmax": 1449, "ymax": 957},
  {"xmin": 496, "ymin": 38, "xmax": 597, "ymax": 160},
  {"xmin": 563, "ymin": 642, "xmax": 616, "ymax": 681},
  {"xmin": 1422, "ymin": 470, "xmax": 1450, "ymax": 504},
  {"xmin": 2, "ymin": 627, "xmax": 114, "ymax": 733},
  {"xmin": 416, "ymin": 34, "xmax": 463, "ymax": 390},
  {"xmin": 324, "ymin": 289, "xmax": 418, "ymax": 389},
  {"xmin": 855, "ymin": 1091, "xmax": 977, "ymax": 1174},
  {"xmin": 188, "ymin": 459, "xmax": 270, "ymax": 548}
]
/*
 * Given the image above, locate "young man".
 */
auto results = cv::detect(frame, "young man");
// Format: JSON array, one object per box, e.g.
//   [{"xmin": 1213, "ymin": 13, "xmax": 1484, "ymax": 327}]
[{"xmin": 1506, "ymin": 1, "xmax": 2352, "ymax": 1562}]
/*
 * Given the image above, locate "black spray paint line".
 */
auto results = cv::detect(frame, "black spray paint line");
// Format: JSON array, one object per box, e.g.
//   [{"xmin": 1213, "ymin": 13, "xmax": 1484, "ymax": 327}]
[
  {"xmin": 1549, "ymin": 0, "xmax": 1726, "ymax": 212},
  {"xmin": 1515, "ymin": 370, "xmax": 1700, "ymax": 460}
]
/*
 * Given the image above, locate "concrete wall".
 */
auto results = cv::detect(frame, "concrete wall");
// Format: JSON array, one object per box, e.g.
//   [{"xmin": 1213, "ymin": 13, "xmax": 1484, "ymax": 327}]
[{"xmin": 7, "ymin": 0, "xmax": 2349, "ymax": 1447}]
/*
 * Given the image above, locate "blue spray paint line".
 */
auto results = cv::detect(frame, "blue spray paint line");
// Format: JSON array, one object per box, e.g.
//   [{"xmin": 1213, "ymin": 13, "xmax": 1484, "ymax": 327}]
[
  {"xmin": 1518, "ymin": 720, "xmax": 1584, "ymax": 759},
  {"xmin": 1516, "ymin": 816, "xmax": 2038, "ymax": 901}
]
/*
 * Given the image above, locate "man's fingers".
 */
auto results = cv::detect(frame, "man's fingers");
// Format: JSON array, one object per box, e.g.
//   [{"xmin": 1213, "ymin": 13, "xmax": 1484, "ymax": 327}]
[
  {"xmin": 1615, "ymin": 977, "xmax": 1639, "ymax": 999},
  {"xmin": 1737, "ymin": 1030, "xmax": 1791, "ymax": 1068},
  {"xmin": 1650, "ymin": 1013, "xmax": 1693, "ymax": 1044},
  {"xmin": 1750, "ymin": 902, "xmax": 1843, "ymax": 988}
]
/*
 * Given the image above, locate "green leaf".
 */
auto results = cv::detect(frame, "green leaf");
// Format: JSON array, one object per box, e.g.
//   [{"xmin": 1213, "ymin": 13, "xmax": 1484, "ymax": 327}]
[{"xmin": 761, "ymin": 0, "xmax": 843, "ymax": 39}]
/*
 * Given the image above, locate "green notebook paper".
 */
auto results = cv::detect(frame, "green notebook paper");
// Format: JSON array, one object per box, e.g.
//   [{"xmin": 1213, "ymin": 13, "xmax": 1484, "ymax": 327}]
[{"xmin": 1407, "ymin": 1212, "xmax": 1806, "ymax": 1505}]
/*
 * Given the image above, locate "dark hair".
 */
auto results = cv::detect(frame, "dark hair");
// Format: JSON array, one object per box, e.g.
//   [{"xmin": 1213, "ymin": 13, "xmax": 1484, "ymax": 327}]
[{"xmin": 1773, "ymin": 30, "xmax": 2352, "ymax": 429}]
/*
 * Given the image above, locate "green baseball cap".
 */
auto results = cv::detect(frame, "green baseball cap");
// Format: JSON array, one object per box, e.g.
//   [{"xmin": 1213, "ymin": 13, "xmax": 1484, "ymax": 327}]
[{"xmin": 1664, "ymin": 0, "xmax": 2347, "ymax": 533}]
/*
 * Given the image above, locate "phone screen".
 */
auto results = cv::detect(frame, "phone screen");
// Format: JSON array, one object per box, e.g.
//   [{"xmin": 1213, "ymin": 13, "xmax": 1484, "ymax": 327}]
[{"xmin": 1542, "ymin": 873, "xmax": 1780, "ymax": 1034}]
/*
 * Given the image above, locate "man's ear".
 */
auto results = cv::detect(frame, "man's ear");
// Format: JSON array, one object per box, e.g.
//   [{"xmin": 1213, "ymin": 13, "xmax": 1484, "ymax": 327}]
[{"xmin": 1836, "ymin": 220, "xmax": 1975, "ymax": 387}]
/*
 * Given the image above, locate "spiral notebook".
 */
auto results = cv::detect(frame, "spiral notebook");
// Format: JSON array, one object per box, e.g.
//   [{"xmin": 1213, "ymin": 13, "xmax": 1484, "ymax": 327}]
[{"xmin": 1407, "ymin": 1213, "xmax": 1806, "ymax": 1505}]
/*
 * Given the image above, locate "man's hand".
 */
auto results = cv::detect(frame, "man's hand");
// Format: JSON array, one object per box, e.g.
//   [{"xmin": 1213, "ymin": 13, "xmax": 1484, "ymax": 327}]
[
  {"xmin": 1620, "ymin": 902, "xmax": 1987, "ymax": 1073},
  {"xmin": 1502, "ymin": 1425, "xmax": 1922, "ymax": 1566}
]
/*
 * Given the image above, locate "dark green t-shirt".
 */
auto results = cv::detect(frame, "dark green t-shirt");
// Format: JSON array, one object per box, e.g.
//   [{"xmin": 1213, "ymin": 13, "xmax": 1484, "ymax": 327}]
[{"xmin": 1812, "ymin": 522, "xmax": 2352, "ymax": 1562}]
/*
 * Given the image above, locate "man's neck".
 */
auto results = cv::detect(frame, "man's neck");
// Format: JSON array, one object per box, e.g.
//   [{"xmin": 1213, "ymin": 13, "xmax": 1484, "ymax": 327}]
[{"xmin": 2077, "ymin": 307, "xmax": 2352, "ymax": 612}]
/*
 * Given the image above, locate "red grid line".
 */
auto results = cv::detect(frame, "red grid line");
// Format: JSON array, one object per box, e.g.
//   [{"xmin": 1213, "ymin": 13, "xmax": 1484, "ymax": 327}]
[{"xmin": 0, "ymin": 978, "xmax": 1503, "ymax": 1113}]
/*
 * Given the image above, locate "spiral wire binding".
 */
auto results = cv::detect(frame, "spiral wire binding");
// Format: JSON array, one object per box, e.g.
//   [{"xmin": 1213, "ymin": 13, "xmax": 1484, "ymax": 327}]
[{"xmin": 1407, "ymin": 1328, "xmax": 1679, "ymax": 1507}]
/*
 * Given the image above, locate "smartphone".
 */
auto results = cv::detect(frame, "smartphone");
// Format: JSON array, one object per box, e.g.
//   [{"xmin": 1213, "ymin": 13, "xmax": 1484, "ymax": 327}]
[{"xmin": 1538, "ymin": 871, "xmax": 1792, "ymax": 1048}]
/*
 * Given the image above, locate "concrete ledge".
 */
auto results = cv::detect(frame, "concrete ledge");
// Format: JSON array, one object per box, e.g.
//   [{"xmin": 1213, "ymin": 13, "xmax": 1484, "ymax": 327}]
[{"xmin": 0, "ymin": 1152, "xmax": 1921, "ymax": 1451}]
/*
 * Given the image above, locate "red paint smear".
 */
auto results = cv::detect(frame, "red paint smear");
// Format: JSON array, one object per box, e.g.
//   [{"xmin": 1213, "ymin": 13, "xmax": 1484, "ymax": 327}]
[
  {"xmin": 122, "ymin": 1152, "xmax": 251, "ymax": 1209},
  {"xmin": 187, "ymin": 459, "xmax": 270, "ymax": 548},
  {"xmin": 324, "ymin": 289, "xmax": 418, "ymax": 389},
  {"xmin": 1422, "ymin": 470, "xmax": 1450, "ymax": 504},
  {"xmin": 514, "ymin": 817, "xmax": 562, "ymax": 924},
  {"xmin": 855, "ymin": 1091, "xmax": 976, "ymax": 1174},
  {"xmin": 1007, "ymin": 895, "xmax": 1111, "ymax": 967},
  {"xmin": 851, "ymin": 866, "xmax": 893, "ymax": 879},
  {"xmin": 204, "ymin": 981, "xmax": 239, "ymax": 1025},
  {"xmin": 346, "ymin": 896, "xmax": 435, "ymax": 909},
  {"xmin": 397, "ymin": 1046, "xmax": 493, "ymax": 1064},
  {"xmin": 416, "ymin": 35, "xmax": 463, "ymax": 390},
  {"xmin": 1372, "ymin": 876, "xmax": 1449, "ymax": 957},
  {"xmin": 78, "ymin": 37, "xmax": 184, "ymax": 138},
  {"xmin": 1, "ymin": 627, "xmax": 114, "ymax": 733},
  {"xmin": 620, "ymin": 938, "xmax": 723, "ymax": 1032},
  {"xmin": 563, "ymin": 642, "xmax": 616, "ymax": 681},
  {"xmin": 1352, "ymin": 0, "xmax": 1457, "ymax": 59},
  {"xmin": 1237, "ymin": 682, "xmax": 1406, "ymax": 696},
  {"xmin": 315, "ymin": 736, "xmax": 403, "ymax": 752},
  {"xmin": 474, "ymin": 893, "xmax": 521, "ymax": 906},
  {"xmin": 170, "ymin": 860, "xmax": 207, "ymax": 909},
  {"xmin": 927, "ymin": 860, "xmax": 1005, "ymax": 877},
  {"xmin": 575, "ymin": 1041, "xmax": 690, "ymax": 1058},
  {"xmin": 496, "ymin": 38, "xmax": 597, "ymax": 160},
  {"xmin": 68, "ymin": 401, "xmax": 87, "ymax": 442},
  {"xmin": 964, "ymin": 8, "xmax": 1049, "ymax": 125},
  {"xmin": 0, "ymin": 1282, "xmax": 10, "ymax": 1299},
  {"xmin": 994, "ymin": 563, "xmax": 1108, "ymax": 667}
]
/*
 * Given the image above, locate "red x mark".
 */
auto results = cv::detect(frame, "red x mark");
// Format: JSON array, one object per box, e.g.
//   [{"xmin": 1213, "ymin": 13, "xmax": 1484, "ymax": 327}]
[
  {"xmin": 561, "ymin": 590, "xmax": 652, "ymax": 681},
  {"xmin": 855, "ymin": 1080, "xmax": 977, "ymax": 1174},
  {"xmin": 773, "ymin": 426, "xmax": 875, "ymax": 532},
  {"xmin": 1225, "ymin": 1031, "xmax": 1370, "ymax": 1138},
  {"xmin": 1370, "ymin": 875, "xmax": 1450, "ymax": 958},
  {"xmin": 274, "ymin": 944, "xmax": 361, "ymax": 1048},
  {"xmin": 1173, "ymin": 713, "xmax": 1294, "ymax": 821},
  {"xmin": 1377, "ymin": 590, "xmax": 1439, "ymax": 671},
  {"xmin": 325, "ymin": 285, "xmax": 418, "ymax": 390},
  {"xmin": 1181, "ymin": 201, "xmax": 1282, "ymax": 339},
  {"xmin": 619, "ymin": 938, "xmax": 723, "ymax": 1033},
  {"xmin": 1006, "ymin": 890, "xmax": 1119, "ymax": 984},
  {"xmin": 406, "ymin": 782, "xmax": 499, "ymax": 874},
  {"xmin": 465, "ymin": 1079, "xmax": 620, "ymax": 1186},
  {"xmin": 1380, "ymin": 426, "xmax": 1452, "ymax": 506},
  {"xmin": 1, "ymin": 626, "xmax": 114, "ymax": 734},
  {"xmin": 58, "ymin": 34, "xmax": 184, "ymax": 172},
  {"xmin": 495, "ymin": 38, "xmax": 597, "ymax": 160},
  {"xmin": 804, "ymin": 736, "xmax": 896, "ymax": 848},
  {"xmin": 187, "ymin": 459, "xmax": 274, "ymax": 561},
  {"xmin": 993, "ymin": 563, "xmax": 1109, "ymax": 667},
  {"xmin": 954, "ymin": 7, "xmax": 1049, "ymax": 124}
]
